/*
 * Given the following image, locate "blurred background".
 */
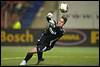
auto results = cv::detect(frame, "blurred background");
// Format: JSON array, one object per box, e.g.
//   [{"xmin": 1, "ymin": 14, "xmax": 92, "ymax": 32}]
[
  {"xmin": 1, "ymin": 1, "xmax": 99, "ymax": 66},
  {"xmin": 1, "ymin": 1, "xmax": 99, "ymax": 46},
  {"xmin": 1, "ymin": 1, "xmax": 99, "ymax": 29}
]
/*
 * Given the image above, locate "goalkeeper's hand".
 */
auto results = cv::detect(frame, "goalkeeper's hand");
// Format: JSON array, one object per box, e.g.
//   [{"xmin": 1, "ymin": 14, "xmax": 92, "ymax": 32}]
[{"xmin": 47, "ymin": 11, "xmax": 54, "ymax": 18}]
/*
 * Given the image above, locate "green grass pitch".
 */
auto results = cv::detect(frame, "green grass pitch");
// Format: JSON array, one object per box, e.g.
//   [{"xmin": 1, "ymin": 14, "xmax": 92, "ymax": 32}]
[{"xmin": 1, "ymin": 46, "xmax": 99, "ymax": 66}]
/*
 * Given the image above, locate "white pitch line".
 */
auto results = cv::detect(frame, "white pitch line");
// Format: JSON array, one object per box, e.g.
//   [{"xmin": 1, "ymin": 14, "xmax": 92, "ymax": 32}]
[
  {"xmin": 1, "ymin": 56, "xmax": 62, "ymax": 61},
  {"xmin": 1, "ymin": 57, "xmax": 24, "ymax": 60},
  {"xmin": 1, "ymin": 56, "xmax": 98, "ymax": 61}
]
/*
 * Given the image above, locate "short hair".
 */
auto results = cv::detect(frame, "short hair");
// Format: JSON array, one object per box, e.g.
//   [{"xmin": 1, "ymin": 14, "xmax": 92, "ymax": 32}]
[{"xmin": 61, "ymin": 15, "xmax": 67, "ymax": 24}]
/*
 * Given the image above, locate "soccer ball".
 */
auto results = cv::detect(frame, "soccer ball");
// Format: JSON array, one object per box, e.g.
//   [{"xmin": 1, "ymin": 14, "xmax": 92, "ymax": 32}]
[{"xmin": 59, "ymin": 3, "xmax": 68, "ymax": 13}]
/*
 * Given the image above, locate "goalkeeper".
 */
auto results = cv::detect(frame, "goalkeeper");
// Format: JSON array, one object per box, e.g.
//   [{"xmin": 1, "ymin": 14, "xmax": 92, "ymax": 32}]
[{"xmin": 20, "ymin": 11, "xmax": 67, "ymax": 65}]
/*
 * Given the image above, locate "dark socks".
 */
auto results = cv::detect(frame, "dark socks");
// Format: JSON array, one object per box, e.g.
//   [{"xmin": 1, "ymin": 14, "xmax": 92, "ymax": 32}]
[
  {"xmin": 24, "ymin": 52, "xmax": 33, "ymax": 62},
  {"xmin": 37, "ymin": 52, "xmax": 43, "ymax": 60}
]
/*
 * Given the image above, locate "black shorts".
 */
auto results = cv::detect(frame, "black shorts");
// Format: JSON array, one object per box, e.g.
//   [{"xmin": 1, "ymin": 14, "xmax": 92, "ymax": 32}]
[{"xmin": 36, "ymin": 29, "xmax": 63, "ymax": 52}]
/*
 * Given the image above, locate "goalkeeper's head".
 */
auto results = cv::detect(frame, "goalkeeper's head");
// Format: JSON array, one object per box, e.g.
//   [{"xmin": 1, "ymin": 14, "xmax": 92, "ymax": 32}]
[
  {"xmin": 61, "ymin": 15, "xmax": 67, "ymax": 24},
  {"xmin": 57, "ymin": 15, "xmax": 67, "ymax": 27}
]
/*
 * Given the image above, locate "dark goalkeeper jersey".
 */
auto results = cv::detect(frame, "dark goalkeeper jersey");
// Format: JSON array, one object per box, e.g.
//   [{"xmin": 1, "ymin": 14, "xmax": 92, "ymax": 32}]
[{"xmin": 46, "ymin": 16, "xmax": 65, "ymax": 36}]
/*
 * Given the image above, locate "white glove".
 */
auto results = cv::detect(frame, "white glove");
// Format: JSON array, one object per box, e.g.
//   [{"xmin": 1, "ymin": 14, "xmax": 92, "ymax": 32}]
[{"xmin": 47, "ymin": 12, "xmax": 53, "ymax": 18}]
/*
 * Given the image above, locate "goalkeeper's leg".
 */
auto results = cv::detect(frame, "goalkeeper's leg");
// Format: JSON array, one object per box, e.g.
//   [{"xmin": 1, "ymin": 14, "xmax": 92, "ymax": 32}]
[
  {"xmin": 20, "ymin": 45, "xmax": 45, "ymax": 65},
  {"xmin": 20, "ymin": 47, "xmax": 37, "ymax": 65}
]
